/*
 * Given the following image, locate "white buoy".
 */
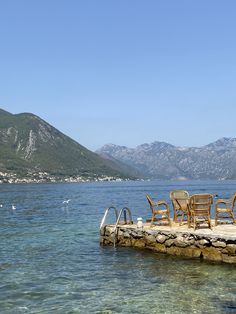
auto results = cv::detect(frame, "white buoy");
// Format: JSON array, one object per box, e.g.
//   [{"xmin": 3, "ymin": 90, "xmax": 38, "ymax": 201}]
[
  {"xmin": 137, "ymin": 217, "xmax": 143, "ymax": 228},
  {"xmin": 12, "ymin": 205, "xmax": 16, "ymax": 210}
]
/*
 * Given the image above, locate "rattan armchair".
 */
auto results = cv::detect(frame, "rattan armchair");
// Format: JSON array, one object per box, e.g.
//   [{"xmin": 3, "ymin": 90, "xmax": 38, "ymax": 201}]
[
  {"xmin": 189, "ymin": 194, "xmax": 213, "ymax": 230},
  {"xmin": 170, "ymin": 190, "xmax": 190, "ymax": 224},
  {"xmin": 146, "ymin": 193, "xmax": 171, "ymax": 226},
  {"xmin": 215, "ymin": 192, "xmax": 236, "ymax": 226}
]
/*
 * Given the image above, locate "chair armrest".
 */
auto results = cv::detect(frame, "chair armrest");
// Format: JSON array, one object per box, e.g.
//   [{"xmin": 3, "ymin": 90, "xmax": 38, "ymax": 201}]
[
  {"xmin": 156, "ymin": 200, "xmax": 169, "ymax": 209},
  {"xmin": 157, "ymin": 200, "xmax": 168, "ymax": 205},
  {"xmin": 215, "ymin": 199, "xmax": 230, "ymax": 205}
]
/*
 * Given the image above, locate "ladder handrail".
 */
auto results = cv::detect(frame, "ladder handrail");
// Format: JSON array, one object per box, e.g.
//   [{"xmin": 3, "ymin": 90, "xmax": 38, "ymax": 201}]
[
  {"xmin": 113, "ymin": 207, "xmax": 133, "ymax": 246},
  {"xmin": 115, "ymin": 207, "xmax": 133, "ymax": 227},
  {"xmin": 100, "ymin": 206, "xmax": 118, "ymax": 229}
]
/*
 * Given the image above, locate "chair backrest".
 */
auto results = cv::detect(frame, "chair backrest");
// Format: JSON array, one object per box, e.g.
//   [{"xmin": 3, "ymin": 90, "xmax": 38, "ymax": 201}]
[
  {"xmin": 190, "ymin": 194, "xmax": 213, "ymax": 212},
  {"xmin": 146, "ymin": 193, "xmax": 153, "ymax": 206},
  {"xmin": 170, "ymin": 190, "xmax": 189, "ymax": 209},
  {"xmin": 170, "ymin": 190, "xmax": 189, "ymax": 200},
  {"xmin": 146, "ymin": 193, "xmax": 155, "ymax": 213}
]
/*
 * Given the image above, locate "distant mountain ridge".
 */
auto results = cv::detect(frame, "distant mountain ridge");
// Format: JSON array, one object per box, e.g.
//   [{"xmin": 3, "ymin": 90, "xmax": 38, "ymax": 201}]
[
  {"xmin": 0, "ymin": 109, "xmax": 133, "ymax": 182},
  {"xmin": 96, "ymin": 138, "xmax": 236, "ymax": 180}
]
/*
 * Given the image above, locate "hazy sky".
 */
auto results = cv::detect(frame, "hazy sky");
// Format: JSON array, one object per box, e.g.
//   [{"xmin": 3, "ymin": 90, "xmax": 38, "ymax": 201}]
[{"xmin": 0, "ymin": 0, "xmax": 236, "ymax": 150}]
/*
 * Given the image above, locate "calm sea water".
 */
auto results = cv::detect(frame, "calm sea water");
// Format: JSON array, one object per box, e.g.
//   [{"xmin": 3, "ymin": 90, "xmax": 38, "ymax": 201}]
[{"xmin": 0, "ymin": 180, "xmax": 236, "ymax": 314}]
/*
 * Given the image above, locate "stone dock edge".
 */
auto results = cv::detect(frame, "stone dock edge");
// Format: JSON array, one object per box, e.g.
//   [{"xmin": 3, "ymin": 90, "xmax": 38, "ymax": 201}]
[{"xmin": 100, "ymin": 222, "xmax": 236, "ymax": 264}]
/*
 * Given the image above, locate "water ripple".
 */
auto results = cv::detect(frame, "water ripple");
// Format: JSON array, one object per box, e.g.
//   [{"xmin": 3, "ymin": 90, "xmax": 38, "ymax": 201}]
[{"xmin": 0, "ymin": 181, "xmax": 236, "ymax": 313}]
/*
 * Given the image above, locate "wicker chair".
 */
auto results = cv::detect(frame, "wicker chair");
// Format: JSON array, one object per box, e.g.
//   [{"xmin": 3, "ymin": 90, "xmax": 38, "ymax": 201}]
[
  {"xmin": 189, "ymin": 194, "xmax": 213, "ymax": 230},
  {"xmin": 215, "ymin": 192, "xmax": 236, "ymax": 226},
  {"xmin": 146, "ymin": 193, "xmax": 171, "ymax": 226},
  {"xmin": 170, "ymin": 190, "xmax": 190, "ymax": 224}
]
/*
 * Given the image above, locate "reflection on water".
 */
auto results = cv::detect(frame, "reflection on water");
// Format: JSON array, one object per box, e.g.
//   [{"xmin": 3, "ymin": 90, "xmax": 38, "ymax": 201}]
[{"xmin": 0, "ymin": 180, "xmax": 236, "ymax": 313}]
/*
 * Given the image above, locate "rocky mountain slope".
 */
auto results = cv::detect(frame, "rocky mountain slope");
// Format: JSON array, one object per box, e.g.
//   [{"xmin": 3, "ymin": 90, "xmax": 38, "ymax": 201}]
[
  {"xmin": 0, "ymin": 109, "xmax": 133, "ymax": 182},
  {"xmin": 97, "ymin": 138, "xmax": 236, "ymax": 180}
]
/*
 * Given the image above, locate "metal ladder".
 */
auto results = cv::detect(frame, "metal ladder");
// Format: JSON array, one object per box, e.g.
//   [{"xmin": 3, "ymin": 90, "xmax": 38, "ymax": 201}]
[
  {"xmin": 100, "ymin": 206, "xmax": 118, "ymax": 229},
  {"xmin": 100, "ymin": 206, "xmax": 133, "ymax": 247}
]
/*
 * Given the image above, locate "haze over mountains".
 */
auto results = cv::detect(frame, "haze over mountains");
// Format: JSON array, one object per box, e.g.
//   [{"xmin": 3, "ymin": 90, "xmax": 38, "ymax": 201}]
[
  {"xmin": 1, "ymin": 108, "xmax": 236, "ymax": 182},
  {"xmin": 97, "ymin": 138, "xmax": 236, "ymax": 180},
  {"xmin": 0, "ymin": 109, "xmax": 132, "ymax": 182}
]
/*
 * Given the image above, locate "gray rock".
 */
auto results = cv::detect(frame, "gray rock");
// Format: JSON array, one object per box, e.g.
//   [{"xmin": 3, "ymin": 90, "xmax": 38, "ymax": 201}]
[
  {"xmin": 165, "ymin": 239, "xmax": 175, "ymax": 247},
  {"xmin": 123, "ymin": 232, "xmax": 131, "ymax": 238},
  {"xmin": 156, "ymin": 234, "xmax": 167, "ymax": 244},
  {"xmin": 130, "ymin": 231, "xmax": 143, "ymax": 239},
  {"xmin": 212, "ymin": 241, "xmax": 226, "ymax": 248},
  {"xmin": 226, "ymin": 244, "xmax": 236, "ymax": 255},
  {"xmin": 145, "ymin": 235, "xmax": 156, "ymax": 244},
  {"xmin": 197, "ymin": 239, "xmax": 209, "ymax": 247},
  {"xmin": 174, "ymin": 236, "xmax": 190, "ymax": 248}
]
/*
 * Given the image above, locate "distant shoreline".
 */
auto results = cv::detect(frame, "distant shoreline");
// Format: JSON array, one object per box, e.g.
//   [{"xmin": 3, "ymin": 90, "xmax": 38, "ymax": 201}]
[
  {"xmin": 0, "ymin": 177, "xmax": 235, "ymax": 184},
  {"xmin": 0, "ymin": 176, "xmax": 131, "ymax": 184}
]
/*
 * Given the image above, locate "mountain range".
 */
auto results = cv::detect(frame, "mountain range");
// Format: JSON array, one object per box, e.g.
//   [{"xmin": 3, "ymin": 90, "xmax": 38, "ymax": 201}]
[
  {"xmin": 1, "ymin": 108, "xmax": 236, "ymax": 182},
  {"xmin": 96, "ymin": 138, "xmax": 236, "ymax": 180},
  {"xmin": 0, "ymin": 109, "xmax": 133, "ymax": 182}
]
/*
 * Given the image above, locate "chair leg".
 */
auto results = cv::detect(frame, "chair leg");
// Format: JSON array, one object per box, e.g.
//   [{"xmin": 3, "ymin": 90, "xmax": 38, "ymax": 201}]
[
  {"xmin": 209, "ymin": 215, "xmax": 212, "ymax": 230},
  {"xmin": 150, "ymin": 214, "xmax": 155, "ymax": 226},
  {"xmin": 174, "ymin": 210, "xmax": 177, "ymax": 223},
  {"xmin": 179, "ymin": 211, "xmax": 184, "ymax": 226},
  {"xmin": 215, "ymin": 212, "xmax": 218, "ymax": 226},
  {"xmin": 187, "ymin": 211, "xmax": 192, "ymax": 228},
  {"xmin": 168, "ymin": 212, "xmax": 171, "ymax": 226},
  {"xmin": 231, "ymin": 211, "xmax": 235, "ymax": 224}
]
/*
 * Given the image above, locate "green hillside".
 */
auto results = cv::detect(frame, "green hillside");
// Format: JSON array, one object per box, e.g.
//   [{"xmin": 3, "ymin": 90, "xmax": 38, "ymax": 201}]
[{"xmin": 0, "ymin": 109, "xmax": 133, "ymax": 181}]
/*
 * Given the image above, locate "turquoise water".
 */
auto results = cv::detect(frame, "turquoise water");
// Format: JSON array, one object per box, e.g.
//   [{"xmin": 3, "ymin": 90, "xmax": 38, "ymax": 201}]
[{"xmin": 0, "ymin": 180, "xmax": 236, "ymax": 313}]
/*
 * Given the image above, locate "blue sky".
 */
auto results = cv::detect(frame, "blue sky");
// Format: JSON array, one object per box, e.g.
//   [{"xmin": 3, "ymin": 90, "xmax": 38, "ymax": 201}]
[{"xmin": 0, "ymin": 0, "xmax": 236, "ymax": 150}]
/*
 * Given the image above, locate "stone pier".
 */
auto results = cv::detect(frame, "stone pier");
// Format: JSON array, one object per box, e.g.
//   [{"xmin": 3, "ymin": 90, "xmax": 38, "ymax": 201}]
[{"xmin": 100, "ymin": 221, "xmax": 236, "ymax": 264}]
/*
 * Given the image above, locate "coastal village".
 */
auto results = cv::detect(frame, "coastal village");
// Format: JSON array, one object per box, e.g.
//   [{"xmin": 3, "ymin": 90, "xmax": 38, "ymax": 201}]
[{"xmin": 0, "ymin": 171, "xmax": 125, "ymax": 184}]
